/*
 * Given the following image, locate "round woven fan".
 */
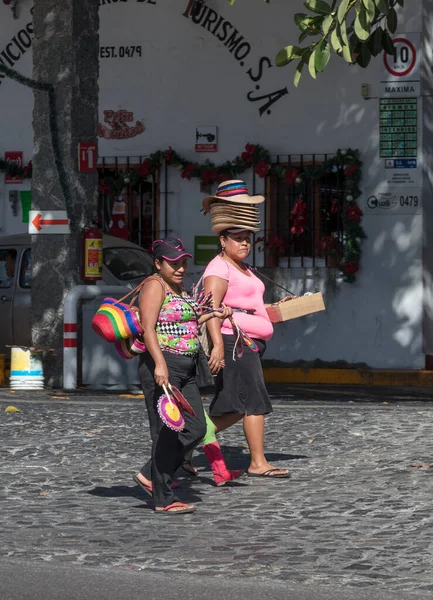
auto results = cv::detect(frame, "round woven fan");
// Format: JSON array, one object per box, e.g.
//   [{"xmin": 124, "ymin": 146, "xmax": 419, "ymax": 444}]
[
  {"xmin": 169, "ymin": 384, "xmax": 197, "ymax": 417},
  {"xmin": 157, "ymin": 385, "xmax": 185, "ymax": 432}
]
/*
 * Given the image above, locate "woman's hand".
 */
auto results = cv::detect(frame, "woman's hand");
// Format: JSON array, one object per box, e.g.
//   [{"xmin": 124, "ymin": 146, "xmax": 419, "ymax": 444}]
[
  {"xmin": 208, "ymin": 344, "xmax": 225, "ymax": 375},
  {"xmin": 154, "ymin": 360, "xmax": 169, "ymax": 387},
  {"xmin": 213, "ymin": 305, "xmax": 232, "ymax": 320}
]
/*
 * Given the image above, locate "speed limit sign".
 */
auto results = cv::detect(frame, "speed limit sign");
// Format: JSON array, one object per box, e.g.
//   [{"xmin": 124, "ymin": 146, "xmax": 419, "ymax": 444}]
[{"xmin": 383, "ymin": 34, "xmax": 419, "ymax": 80}]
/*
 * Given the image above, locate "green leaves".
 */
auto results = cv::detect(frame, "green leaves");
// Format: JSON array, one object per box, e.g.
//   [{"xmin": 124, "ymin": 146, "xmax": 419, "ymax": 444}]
[
  {"xmin": 315, "ymin": 40, "xmax": 331, "ymax": 71},
  {"xmin": 369, "ymin": 26, "xmax": 383, "ymax": 56},
  {"xmin": 356, "ymin": 42, "xmax": 372, "ymax": 67},
  {"xmin": 382, "ymin": 28, "xmax": 395, "ymax": 55},
  {"xmin": 337, "ymin": 0, "xmax": 351, "ymax": 23},
  {"xmin": 270, "ymin": 0, "xmax": 401, "ymax": 85},
  {"xmin": 374, "ymin": 0, "xmax": 389, "ymax": 15},
  {"xmin": 387, "ymin": 7, "xmax": 397, "ymax": 33},
  {"xmin": 304, "ymin": 0, "xmax": 332, "ymax": 15},
  {"xmin": 275, "ymin": 45, "xmax": 306, "ymax": 67}
]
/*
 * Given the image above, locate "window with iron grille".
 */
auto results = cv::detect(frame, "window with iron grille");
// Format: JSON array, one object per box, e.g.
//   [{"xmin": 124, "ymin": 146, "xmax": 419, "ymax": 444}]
[
  {"xmin": 256, "ymin": 154, "xmax": 345, "ymax": 267},
  {"xmin": 97, "ymin": 156, "xmax": 165, "ymax": 251}
]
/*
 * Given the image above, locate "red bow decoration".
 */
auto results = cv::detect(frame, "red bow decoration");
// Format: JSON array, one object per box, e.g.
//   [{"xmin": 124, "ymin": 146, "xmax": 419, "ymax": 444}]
[{"xmin": 290, "ymin": 199, "xmax": 308, "ymax": 235}]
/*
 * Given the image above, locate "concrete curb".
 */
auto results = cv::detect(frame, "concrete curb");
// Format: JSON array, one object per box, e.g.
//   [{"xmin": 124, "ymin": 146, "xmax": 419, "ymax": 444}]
[{"xmin": 263, "ymin": 368, "xmax": 433, "ymax": 387}]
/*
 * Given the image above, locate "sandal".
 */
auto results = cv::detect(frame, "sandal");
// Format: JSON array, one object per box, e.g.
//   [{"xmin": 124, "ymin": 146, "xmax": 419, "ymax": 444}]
[
  {"xmin": 154, "ymin": 501, "xmax": 196, "ymax": 516},
  {"xmin": 181, "ymin": 460, "xmax": 198, "ymax": 476},
  {"xmin": 247, "ymin": 468, "xmax": 290, "ymax": 479},
  {"xmin": 133, "ymin": 475, "xmax": 180, "ymax": 496}
]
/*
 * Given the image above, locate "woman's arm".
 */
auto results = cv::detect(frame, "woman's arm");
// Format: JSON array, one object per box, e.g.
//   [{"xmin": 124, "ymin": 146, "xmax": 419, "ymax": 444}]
[
  {"xmin": 197, "ymin": 305, "xmax": 232, "ymax": 325},
  {"xmin": 139, "ymin": 279, "xmax": 168, "ymax": 387},
  {"xmin": 203, "ymin": 275, "xmax": 228, "ymax": 375}
]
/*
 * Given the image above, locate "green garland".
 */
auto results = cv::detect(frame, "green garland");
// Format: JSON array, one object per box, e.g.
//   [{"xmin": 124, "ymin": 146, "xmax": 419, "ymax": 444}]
[{"xmin": 0, "ymin": 142, "xmax": 365, "ymax": 282}]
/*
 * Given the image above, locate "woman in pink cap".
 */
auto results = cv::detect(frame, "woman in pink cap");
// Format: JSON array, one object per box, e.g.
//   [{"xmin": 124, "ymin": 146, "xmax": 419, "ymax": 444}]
[{"xmin": 134, "ymin": 237, "xmax": 241, "ymax": 515}]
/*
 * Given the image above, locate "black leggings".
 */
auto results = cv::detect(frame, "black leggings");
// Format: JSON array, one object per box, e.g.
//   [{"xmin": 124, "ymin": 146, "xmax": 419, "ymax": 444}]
[{"xmin": 138, "ymin": 351, "xmax": 206, "ymax": 507}]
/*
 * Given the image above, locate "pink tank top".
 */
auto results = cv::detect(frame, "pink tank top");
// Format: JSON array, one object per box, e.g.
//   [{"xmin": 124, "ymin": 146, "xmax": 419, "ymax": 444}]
[{"xmin": 203, "ymin": 255, "xmax": 274, "ymax": 342}]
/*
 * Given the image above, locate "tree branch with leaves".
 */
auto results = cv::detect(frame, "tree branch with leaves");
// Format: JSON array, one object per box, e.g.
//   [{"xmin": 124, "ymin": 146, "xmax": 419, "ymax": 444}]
[{"xmin": 227, "ymin": 0, "xmax": 403, "ymax": 86}]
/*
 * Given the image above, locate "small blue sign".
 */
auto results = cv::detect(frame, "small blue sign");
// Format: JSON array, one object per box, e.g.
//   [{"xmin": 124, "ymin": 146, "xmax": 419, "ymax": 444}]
[{"xmin": 385, "ymin": 159, "xmax": 417, "ymax": 169}]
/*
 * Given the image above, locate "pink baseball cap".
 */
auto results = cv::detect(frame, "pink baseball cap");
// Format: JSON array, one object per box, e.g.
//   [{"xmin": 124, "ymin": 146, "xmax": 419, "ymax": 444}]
[{"xmin": 152, "ymin": 237, "xmax": 192, "ymax": 262}]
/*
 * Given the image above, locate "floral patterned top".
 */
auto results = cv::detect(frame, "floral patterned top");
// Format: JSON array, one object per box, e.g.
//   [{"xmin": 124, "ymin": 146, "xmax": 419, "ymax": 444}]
[{"xmin": 155, "ymin": 280, "xmax": 201, "ymax": 356}]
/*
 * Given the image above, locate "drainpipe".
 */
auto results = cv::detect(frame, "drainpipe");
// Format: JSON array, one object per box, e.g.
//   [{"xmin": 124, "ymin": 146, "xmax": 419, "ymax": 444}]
[{"xmin": 63, "ymin": 285, "xmax": 130, "ymax": 391}]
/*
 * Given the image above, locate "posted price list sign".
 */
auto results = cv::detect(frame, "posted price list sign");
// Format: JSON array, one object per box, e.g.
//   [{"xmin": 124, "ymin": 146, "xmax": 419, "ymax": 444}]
[{"xmin": 379, "ymin": 98, "xmax": 417, "ymax": 158}]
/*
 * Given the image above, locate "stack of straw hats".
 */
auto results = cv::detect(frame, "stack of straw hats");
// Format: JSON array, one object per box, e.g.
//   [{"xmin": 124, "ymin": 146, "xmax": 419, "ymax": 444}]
[{"xmin": 201, "ymin": 180, "xmax": 265, "ymax": 235}]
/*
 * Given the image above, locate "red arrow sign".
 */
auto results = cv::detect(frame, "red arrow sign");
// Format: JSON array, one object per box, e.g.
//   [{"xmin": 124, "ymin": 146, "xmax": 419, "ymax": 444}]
[{"xmin": 31, "ymin": 213, "xmax": 70, "ymax": 231}]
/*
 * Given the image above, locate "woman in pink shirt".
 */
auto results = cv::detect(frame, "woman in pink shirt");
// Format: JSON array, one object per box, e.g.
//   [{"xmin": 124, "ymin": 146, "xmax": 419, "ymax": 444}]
[{"xmin": 203, "ymin": 229, "xmax": 290, "ymax": 479}]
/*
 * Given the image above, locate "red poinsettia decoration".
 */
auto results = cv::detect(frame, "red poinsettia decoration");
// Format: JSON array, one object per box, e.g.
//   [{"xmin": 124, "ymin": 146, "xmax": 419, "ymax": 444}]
[
  {"xmin": 201, "ymin": 169, "xmax": 218, "ymax": 185},
  {"xmin": 98, "ymin": 181, "xmax": 112, "ymax": 195},
  {"xmin": 164, "ymin": 149, "xmax": 174, "ymax": 165},
  {"xmin": 341, "ymin": 261, "xmax": 359, "ymax": 275},
  {"xmin": 284, "ymin": 168, "xmax": 298, "ymax": 186},
  {"xmin": 181, "ymin": 164, "xmax": 195, "ymax": 180},
  {"xmin": 137, "ymin": 159, "xmax": 153, "ymax": 178},
  {"xmin": 344, "ymin": 203, "xmax": 363, "ymax": 222},
  {"xmin": 241, "ymin": 143, "xmax": 256, "ymax": 164},
  {"xmin": 254, "ymin": 159, "xmax": 271, "ymax": 178},
  {"xmin": 290, "ymin": 199, "xmax": 308, "ymax": 235},
  {"xmin": 344, "ymin": 164, "xmax": 359, "ymax": 176}
]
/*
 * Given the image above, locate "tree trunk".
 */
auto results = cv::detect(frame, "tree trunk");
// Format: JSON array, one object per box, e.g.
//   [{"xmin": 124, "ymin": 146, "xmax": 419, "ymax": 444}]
[{"xmin": 31, "ymin": 0, "xmax": 99, "ymax": 388}]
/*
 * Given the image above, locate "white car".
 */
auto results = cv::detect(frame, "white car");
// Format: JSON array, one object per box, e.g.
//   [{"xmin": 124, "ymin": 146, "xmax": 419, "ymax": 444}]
[{"xmin": 0, "ymin": 233, "xmax": 154, "ymax": 355}]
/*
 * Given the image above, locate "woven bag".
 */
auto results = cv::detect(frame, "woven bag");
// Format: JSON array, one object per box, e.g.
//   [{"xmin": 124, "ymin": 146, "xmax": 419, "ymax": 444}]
[
  {"xmin": 114, "ymin": 335, "xmax": 147, "ymax": 359},
  {"xmin": 91, "ymin": 279, "xmax": 149, "ymax": 343}
]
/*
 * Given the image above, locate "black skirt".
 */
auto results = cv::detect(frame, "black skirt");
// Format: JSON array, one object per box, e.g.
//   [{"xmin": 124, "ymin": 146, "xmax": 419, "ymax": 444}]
[{"xmin": 209, "ymin": 334, "xmax": 273, "ymax": 417}]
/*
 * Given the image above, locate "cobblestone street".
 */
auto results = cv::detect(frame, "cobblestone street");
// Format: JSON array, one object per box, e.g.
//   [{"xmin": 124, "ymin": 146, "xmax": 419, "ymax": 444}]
[{"xmin": 2, "ymin": 388, "xmax": 433, "ymax": 597}]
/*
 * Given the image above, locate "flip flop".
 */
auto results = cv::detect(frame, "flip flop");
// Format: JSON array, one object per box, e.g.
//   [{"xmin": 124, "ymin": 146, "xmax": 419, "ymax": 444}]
[
  {"xmin": 247, "ymin": 468, "xmax": 291, "ymax": 479},
  {"xmin": 181, "ymin": 460, "xmax": 198, "ymax": 476},
  {"xmin": 132, "ymin": 475, "xmax": 153, "ymax": 496},
  {"xmin": 154, "ymin": 502, "xmax": 196, "ymax": 516},
  {"xmin": 132, "ymin": 475, "xmax": 180, "ymax": 496}
]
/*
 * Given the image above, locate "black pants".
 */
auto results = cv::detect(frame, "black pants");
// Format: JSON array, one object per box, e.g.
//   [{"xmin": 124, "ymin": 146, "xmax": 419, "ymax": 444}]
[{"xmin": 138, "ymin": 351, "xmax": 206, "ymax": 507}]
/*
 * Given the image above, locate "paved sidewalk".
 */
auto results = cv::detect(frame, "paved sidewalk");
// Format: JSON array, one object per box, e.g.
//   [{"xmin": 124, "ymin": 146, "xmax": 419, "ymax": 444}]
[{"xmin": 2, "ymin": 391, "xmax": 433, "ymax": 597}]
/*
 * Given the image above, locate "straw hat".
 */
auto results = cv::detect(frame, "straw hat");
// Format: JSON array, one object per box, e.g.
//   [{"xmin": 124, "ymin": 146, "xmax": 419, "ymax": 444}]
[
  {"xmin": 211, "ymin": 217, "xmax": 260, "ymax": 225},
  {"xmin": 202, "ymin": 179, "xmax": 265, "ymax": 235},
  {"xmin": 202, "ymin": 180, "xmax": 265, "ymax": 214},
  {"xmin": 209, "ymin": 204, "xmax": 260, "ymax": 216},
  {"xmin": 212, "ymin": 222, "xmax": 259, "ymax": 235}
]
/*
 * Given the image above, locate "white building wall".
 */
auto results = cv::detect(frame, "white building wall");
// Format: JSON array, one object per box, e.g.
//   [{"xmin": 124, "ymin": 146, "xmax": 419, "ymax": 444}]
[{"xmin": 0, "ymin": 0, "xmax": 425, "ymax": 368}]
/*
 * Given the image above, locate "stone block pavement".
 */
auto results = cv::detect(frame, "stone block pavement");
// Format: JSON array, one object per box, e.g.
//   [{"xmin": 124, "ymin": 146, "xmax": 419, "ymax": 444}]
[{"xmin": 1, "ymin": 385, "xmax": 433, "ymax": 597}]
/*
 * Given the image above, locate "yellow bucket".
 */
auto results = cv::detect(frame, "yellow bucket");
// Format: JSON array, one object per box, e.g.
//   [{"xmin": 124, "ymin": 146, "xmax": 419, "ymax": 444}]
[{"xmin": 10, "ymin": 347, "xmax": 44, "ymax": 390}]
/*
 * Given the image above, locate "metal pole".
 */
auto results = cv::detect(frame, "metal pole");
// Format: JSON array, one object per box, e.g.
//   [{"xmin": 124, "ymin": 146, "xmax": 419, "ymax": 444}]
[{"xmin": 63, "ymin": 285, "xmax": 130, "ymax": 390}]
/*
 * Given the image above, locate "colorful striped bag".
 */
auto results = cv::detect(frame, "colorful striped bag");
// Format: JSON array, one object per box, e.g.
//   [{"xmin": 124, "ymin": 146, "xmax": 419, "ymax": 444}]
[
  {"xmin": 114, "ymin": 335, "xmax": 147, "ymax": 359},
  {"xmin": 91, "ymin": 279, "xmax": 149, "ymax": 343}
]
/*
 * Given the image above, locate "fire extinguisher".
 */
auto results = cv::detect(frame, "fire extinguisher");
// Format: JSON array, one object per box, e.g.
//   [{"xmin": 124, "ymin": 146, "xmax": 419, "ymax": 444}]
[{"xmin": 82, "ymin": 225, "xmax": 103, "ymax": 282}]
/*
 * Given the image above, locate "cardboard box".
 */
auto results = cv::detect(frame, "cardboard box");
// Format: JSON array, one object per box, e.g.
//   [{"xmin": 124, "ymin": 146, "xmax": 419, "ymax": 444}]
[{"xmin": 266, "ymin": 292, "xmax": 325, "ymax": 323}]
